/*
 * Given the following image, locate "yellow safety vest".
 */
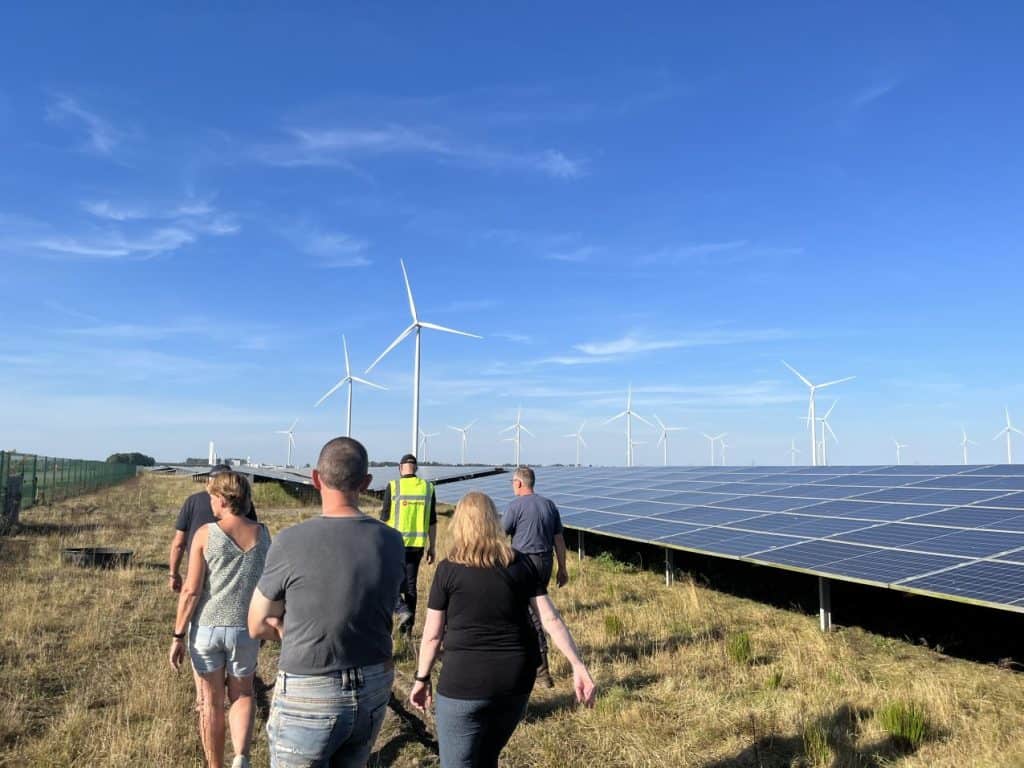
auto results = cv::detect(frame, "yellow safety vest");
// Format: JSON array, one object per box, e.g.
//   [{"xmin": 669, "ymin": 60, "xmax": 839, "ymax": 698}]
[{"xmin": 388, "ymin": 476, "xmax": 433, "ymax": 548}]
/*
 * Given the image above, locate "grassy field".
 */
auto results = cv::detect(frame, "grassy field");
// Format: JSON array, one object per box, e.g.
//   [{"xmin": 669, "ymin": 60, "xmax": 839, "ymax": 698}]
[{"xmin": 3, "ymin": 475, "xmax": 1024, "ymax": 767}]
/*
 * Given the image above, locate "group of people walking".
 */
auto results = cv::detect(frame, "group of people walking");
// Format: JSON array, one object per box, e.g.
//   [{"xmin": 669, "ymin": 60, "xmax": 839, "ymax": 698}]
[{"xmin": 167, "ymin": 438, "xmax": 595, "ymax": 768}]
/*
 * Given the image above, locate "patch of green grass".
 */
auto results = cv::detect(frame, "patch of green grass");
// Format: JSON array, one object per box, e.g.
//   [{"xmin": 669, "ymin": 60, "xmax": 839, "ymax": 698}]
[
  {"xmin": 877, "ymin": 700, "xmax": 929, "ymax": 749},
  {"xmin": 801, "ymin": 720, "xmax": 832, "ymax": 766},
  {"xmin": 604, "ymin": 613, "xmax": 625, "ymax": 639},
  {"xmin": 726, "ymin": 630, "xmax": 753, "ymax": 665},
  {"xmin": 594, "ymin": 684, "xmax": 629, "ymax": 714},
  {"xmin": 765, "ymin": 669, "xmax": 784, "ymax": 690},
  {"xmin": 592, "ymin": 551, "xmax": 636, "ymax": 574}
]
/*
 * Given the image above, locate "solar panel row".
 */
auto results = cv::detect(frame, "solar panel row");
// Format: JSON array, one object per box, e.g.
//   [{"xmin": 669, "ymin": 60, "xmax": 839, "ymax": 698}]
[{"xmin": 433, "ymin": 465, "xmax": 1024, "ymax": 613}]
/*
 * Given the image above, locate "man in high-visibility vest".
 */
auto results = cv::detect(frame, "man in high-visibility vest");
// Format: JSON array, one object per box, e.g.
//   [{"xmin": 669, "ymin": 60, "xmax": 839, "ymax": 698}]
[{"xmin": 379, "ymin": 453, "xmax": 437, "ymax": 635}]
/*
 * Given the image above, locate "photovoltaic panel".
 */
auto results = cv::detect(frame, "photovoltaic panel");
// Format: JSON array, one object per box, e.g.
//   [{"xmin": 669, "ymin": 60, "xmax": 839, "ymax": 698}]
[{"xmin": 430, "ymin": 465, "xmax": 1024, "ymax": 613}]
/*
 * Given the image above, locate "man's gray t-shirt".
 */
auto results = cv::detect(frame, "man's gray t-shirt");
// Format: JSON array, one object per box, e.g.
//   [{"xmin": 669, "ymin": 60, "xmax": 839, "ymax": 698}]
[
  {"xmin": 256, "ymin": 515, "xmax": 405, "ymax": 675},
  {"xmin": 502, "ymin": 494, "xmax": 563, "ymax": 555}
]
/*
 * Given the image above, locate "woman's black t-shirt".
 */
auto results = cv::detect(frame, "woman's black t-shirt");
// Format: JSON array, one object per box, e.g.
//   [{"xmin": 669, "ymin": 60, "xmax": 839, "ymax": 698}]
[{"xmin": 427, "ymin": 550, "xmax": 546, "ymax": 699}]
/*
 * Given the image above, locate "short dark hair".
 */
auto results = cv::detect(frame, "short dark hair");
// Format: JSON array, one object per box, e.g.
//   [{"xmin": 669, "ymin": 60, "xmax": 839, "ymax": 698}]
[
  {"xmin": 316, "ymin": 437, "xmax": 369, "ymax": 491},
  {"xmin": 513, "ymin": 466, "xmax": 535, "ymax": 488}
]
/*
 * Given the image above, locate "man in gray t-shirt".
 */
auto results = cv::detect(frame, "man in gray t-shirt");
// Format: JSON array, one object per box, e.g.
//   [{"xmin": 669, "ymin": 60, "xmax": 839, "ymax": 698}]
[
  {"xmin": 501, "ymin": 466, "xmax": 568, "ymax": 687},
  {"xmin": 249, "ymin": 437, "xmax": 404, "ymax": 767}
]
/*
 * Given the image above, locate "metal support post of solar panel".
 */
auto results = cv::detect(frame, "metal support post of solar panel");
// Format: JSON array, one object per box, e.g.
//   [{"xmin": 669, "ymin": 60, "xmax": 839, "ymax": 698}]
[{"xmin": 435, "ymin": 464, "xmax": 1024, "ymax": 629}]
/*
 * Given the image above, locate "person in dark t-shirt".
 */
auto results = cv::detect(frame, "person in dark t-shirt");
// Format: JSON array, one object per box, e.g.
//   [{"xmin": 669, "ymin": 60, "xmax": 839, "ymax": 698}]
[
  {"xmin": 410, "ymin": 491, "xmax": 595, "ymax": 767},
  {"xmin": 168, "ymin": 465, "xmax": 257, "ymax": 594}
]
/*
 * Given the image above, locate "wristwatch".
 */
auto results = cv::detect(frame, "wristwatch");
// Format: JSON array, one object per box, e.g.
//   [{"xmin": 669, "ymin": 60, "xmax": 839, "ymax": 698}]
[{"xmin": 414, "ymin": 673, "xmax": 431, "ymax": 683}]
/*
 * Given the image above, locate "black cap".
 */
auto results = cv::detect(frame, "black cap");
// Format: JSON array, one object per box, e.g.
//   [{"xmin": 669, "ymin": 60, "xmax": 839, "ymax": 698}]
[
  {"xmin": 400, "ymin": 454, "xmax": 418, "ymax": 465},
  {"xmin": 208, "ymin": 463, "xmax": 232, "ymax": 477}
]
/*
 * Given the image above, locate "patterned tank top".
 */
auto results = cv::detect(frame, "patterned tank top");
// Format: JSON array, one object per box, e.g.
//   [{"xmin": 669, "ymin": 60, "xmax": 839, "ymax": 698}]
[{"xmin": 195, "ymin": 522, "xmax": 270, "ymax": 627}]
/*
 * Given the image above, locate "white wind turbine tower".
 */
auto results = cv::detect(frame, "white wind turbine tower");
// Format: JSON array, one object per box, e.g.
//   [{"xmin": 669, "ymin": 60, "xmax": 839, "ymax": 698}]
[
  {"xmin": 719, "ymin": 435, "xmax": 730, "ymax": 466},
  {"xmin": 447, "ymin": 420, "xmax": 477, "ymax": 466},
  {"xmin": 653, "ymin": 414, "xmax": 686, "ymax": 466},
  {"xmin": 960, "ymin": 426, "xmax": 977, "ymax": 465},
  {"xmin": 366, "ymin": 259, "xmax": 482, "ymax": 455},
  {"xmin": 630, "ymin": 440, "xmax": 646, "ymax": 466},
  {"xmin": 893, "ymin": 439, "xmax": 908, "ymax": 466},
  {"xmin": 418, "ymin": 430, "xmax": 439, "ymax": 463},
  {"xmin": 604, "ymin": 384, "xmax": 654, "ymax": 467},
  {"xmin": 787, "ymin": 439, "xmax": 801, "ymax": 466},
  {"xmin": 818, "ymin": 400, "xmax": 840, "ymax": 466},
  {"xmin": 993, "ymin": 407, "xmax": 1023, "ymax": 464},
  {"xmin": 276, "ymin": 419, "xmax": 299, "ymax": 467},
  {"xmin": 500, "ymin": 408, "xmax": 533, "ymax": 467},
  {"xmin": 783, "ymin": 361, "xmax": 855, "ymax": 466},
  {"xmin": 208, "ymin": 441, "xmax": 216, "ymax": 466},
  {"xmin": 701, "ymin": 432, "xmax": 725, "ymax": 466},
  {"xmin": 563, "ymin": 421, "xmax": 587, "ymax": 467},
  {"xmin": 314, "ymin": 335, "xmax": 386, "ymax": 437}
]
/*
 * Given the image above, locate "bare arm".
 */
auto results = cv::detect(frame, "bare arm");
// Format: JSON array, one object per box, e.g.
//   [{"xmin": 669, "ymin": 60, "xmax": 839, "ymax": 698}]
[
  {"xmin": 409, "ymin": 608, "xmax": 445, "ymax": 712},
  {"xmin": 248, "ymin": 588, "xmax": 285, "ymax": 641},
  {"xmin": 168, "ymin": 528, "xmax": 207, "ymax": 670},
  {"xmin": 168, "ymin": 530, "xmax": 187, "ymax": 592},
  {"xmin": 531, "ymin": 594, "xmax": 596, "ymax": 706},
  {"xmin": 426, "ymin": 523, "xmax": 437, "ymax": 564},
  {"xmin": 554, "ymin": 533, "xmax": 568, "ymax": 587}
]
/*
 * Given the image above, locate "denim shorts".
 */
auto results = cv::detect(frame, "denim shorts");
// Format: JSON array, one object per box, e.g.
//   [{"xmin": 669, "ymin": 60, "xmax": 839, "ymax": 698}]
[
  {"xmin": 267, "ymin": 661, "xmax": 393, "ymax": 768},
  {"xmin": 188, "ymin": 624, "xmax": 260, "ymax": 678}
]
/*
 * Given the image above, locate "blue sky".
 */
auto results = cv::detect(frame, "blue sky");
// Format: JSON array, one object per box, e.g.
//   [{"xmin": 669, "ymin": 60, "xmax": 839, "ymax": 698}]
[{"xmin": 2, "ymin": 4, "xmax": 1023, "ymax": 467}]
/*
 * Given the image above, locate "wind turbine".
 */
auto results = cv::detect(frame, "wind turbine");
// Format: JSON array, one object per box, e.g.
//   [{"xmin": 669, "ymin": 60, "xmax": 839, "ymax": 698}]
[
  {"xmin": 630, "ymin": 440, "xmax": 646, "ymax": 466},
  {"xmin": 893, "ymin": 439, "xmax": 908, "ymax": 466},
  {"xmin": 366, "ymin": 259, "xmax": 482, "ymax": 455},
  {"xmin": 653, "ymin": 414, "xmax": 686, "ymax": 466},
  {"xmin": 447, "ymin": 420, "xmax": 477, "ymax": 466},
  {"xmin": 418, "ymin": 430, "xmax": 439, "ymax": 463},
  {"xmin": 787, "ymin": 439, "xmax": 801, "ymax": 466},
  {"xmin": 818, "ymin": 400, "xmax": 840, "ymax": 467},
  {"xmin": 960, "ymin": 426, "xmax": 977, "ymax": 465},
  {"xmin": 782, "ymin": 361, "xmax": 855, "ymax": 467},
  {"xmin": 276, "ymin": 419, "xmax": 299, "ymax": 467},
  {"xmin": 993, "ymin": 407, "xmax": 1023, "ymax": 464},
  {"xmin": 604, "ymin": 384, "xmax": 654, "ymax": 467},
  {"xmin": 563, "ymin": 421, "xmax": 587, "ymax": 467},
  {"xmin": 500, "ymin": 408, "xmax": 533, "ymax": 466},
  {"xmin": 314, "ymin": 335, "xmax": 386, "ymax": 437},
  {"xmin": 719, "ymin": 435, "xmax": 730, "ymax": 466},
  {"xmin": 701, "ymin": 432, "xmax": 725, "ymax": 466}
]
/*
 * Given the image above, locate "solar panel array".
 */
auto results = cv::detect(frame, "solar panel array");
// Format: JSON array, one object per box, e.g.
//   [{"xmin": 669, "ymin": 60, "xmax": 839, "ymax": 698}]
[{"xmin": 434, "ymin": 465, "xmax": 1024, "ymax": 614}]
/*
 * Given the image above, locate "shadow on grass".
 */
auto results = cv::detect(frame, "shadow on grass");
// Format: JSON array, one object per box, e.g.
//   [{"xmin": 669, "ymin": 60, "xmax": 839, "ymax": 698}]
[
  {"xmin": 700, "ymin": 703, "xmax": 937, "ymax": 768},
  {"xmin": 526, "ymin": 669, "xmax": 661, "ymax": 723},
  {"xmin": 372, "ymin": 692, "xmax": 439, "ymax": 761},
  {"xmin": 595, "ymin": 626, "xmax": 724, "ymax": 664},
  {"xmin": 15, "ymin": 521, "xmax": 102, "ymax": 537}
]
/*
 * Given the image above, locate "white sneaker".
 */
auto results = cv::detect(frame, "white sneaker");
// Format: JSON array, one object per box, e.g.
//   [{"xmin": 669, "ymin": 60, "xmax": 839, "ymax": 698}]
[{"xmin": 231, "ymin": 756, "xmax": 250, "ymax": 768}]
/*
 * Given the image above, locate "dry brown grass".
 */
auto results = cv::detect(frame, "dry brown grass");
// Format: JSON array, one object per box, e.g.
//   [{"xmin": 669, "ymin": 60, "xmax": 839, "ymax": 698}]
[{"xmin": 3, "ymin": 475, "xmax": 1024, "ymax": 767}]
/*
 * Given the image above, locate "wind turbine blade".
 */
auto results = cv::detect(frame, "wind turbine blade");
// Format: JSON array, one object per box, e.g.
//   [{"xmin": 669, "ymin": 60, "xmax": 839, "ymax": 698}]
[
  {"xmin": 817, "ymin": 375, "xmax": 855, "ymax": 390},
  {"xmin": 342, "ymin": 334, "xmax": 351, "ymax": 377},
  {"xmin": 289, "ymin": 418, "xmax": 300, "ymax": 431},
  {"xmin": 657, "ymin": 432, "xmax": 666, "ymax": 446},
  {"xmin": 701, "ymin": 433, "xmax": 713, "ymax": 440},
  {"xmin": 579, "ymin": 435, "xmax": 588, "ymax": 447},
  {"xmin": 520, "ymin": 425, "xmax": 535, "ymax": 437},
  {"xmin": 448, "ymin": 426, "xmax": 461, "ymax": 432},
  {"xmin": 823, "ymin": 400, "xmax": 838, "ymax": 419},
  {"xmin": 562, "ymin": 433, "xmax": 576, "ymax": 438},
  {"xmin": 653, "ymin": 414, "xmax": 666, "ymax": 430},
  {"xmin": 350, "ymin": 376, "xmax": 386, "ymax": 390},
  {"xmin": 314, "ymin": 377, "xmax": 348, "ymax": 407},
  {"xmin": 604, "ymin": 411, "xmax": 627, "ymax": 425},
  {"xmin": 994, "ymin": 428, "xmax": 1008, "ymax": 440},
  {"xmin": 782, "ymin": 360, "xmax": 813, "ymax": 388},
  {"xmin": 400, "ymin": 259, "xmax": 418, "ymax": 322},
  {"xmin": 365, "ymin": 324, "xmax": 416, "ymax": 372},
  {"xmin": 500, "ymin": 424, "xmax": 516, "ymax": 434},
  {"xmin": 465, "ymin": 419, "xmax": 478, "ymax": 430},
  {"xmin": 578, "ymin": 420, "xmax": 586, "ymax": 433},
  {"xmin": 1012, "ymin": 427, "xmax": 1024, "ymax": 436},
  {"xmin": 825, "ymin": 421, "xmax": 839, "ymax": 443},
  {"xmin": 418, "ymin": 321, "xmax": 483, "ymax": 339},
  {"xmin": 633, "ymin": 413, "xmax": 655, "ymax": 429}
]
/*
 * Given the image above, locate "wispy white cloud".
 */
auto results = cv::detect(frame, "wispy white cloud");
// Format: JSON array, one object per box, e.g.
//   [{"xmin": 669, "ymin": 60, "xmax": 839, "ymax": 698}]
[
  {"xmin": 47, "ymin": 94, "xmax": 123, "ymax": 154},
  {"xmin": 256, "ymin": 124, "xmax": 584, "ymax": 179},
  {"xmin": 492, "ymin": 332, "xmax": 532, "ymax": 344},
  {"xmin": 283, "ymin": 223, "xmax": 371, "ymax": 268},
  {"xmin": 639, "ymin": 240, "xmax": 749, "ymax": 264},
  {"xmin": 545, "ymin": 246, "xmax": 596, "ymax": 263},
  {"xmin": 850, "ymin": 80, "xmax": 898, "ymax": 111},
  {"xmin": 81, "ymin": 200, "xmax": 146, "ymax": 221},
  {"xmin": 575, "ymin": 330, "xmax": 788, "ymax": 357},
  {"xmin": 33, "ymin": 227, "xmax": 195, "ymax": 259},
  {"xmin": 61, "ymin": 319, "xmax": 209, "ymax": 340}
]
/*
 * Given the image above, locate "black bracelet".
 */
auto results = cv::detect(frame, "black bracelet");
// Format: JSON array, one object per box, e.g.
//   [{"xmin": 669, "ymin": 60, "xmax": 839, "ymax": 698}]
[
  {"xmin": 172, "ymin": 631, "xmax": 186, "ymax": 640},
  {"xmin": 414, "ymin": 673, "xmax": 431, "ymax": 683}
]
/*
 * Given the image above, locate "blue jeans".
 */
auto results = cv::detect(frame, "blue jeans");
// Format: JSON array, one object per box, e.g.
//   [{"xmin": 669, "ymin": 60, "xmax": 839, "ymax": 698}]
[
  {"xmin": 267, "ymin": 662, "xmax": 393, "ymax": 768},
  {"xmin": 435, "ymin": 692, "xmax": 530, "ymax": 768}
]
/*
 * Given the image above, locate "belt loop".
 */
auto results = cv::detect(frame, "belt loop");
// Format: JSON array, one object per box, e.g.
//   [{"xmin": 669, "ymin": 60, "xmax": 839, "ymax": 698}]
[{"xmin": 280, "ymin": 671, "xmax": 287, "ymax": 695}]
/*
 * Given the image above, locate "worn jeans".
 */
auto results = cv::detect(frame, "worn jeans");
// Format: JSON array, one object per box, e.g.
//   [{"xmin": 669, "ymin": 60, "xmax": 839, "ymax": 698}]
[
  {"xmin": 266, "ymin": 662, "xmax": 393, "ymax": 768},
  {"xmin": 435, "ymin": 692, "xmax": 530, "ymax": 768}
]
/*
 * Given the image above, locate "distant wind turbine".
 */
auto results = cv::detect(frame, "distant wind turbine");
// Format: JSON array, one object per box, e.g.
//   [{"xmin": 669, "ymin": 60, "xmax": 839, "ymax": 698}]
[
  {"xmin": 500, "ymin": 408, "xmax": 533, "ymax": 466},
  {"xmin": 783, "ymin": 361, "xmax": 855, "ymax": 467},
  {"xmin": 630, "ymin": 440, "xmax": 646, "ymax": 466},
  {"xmin": 719, "ymin": 436, "xmax": 730, "ymax": 466},
  {"xmin": 993, "ymin": 407, "xmax": 1023, "ymax": 464},
  {"xmin": 418, "ymin": 430, "xmax": 439, "ymax": 463},
  {"xmin": 818, "ymin": 400, "xmax": 840, "ymax": 466},
  {"xmin": 604, "ymin": 384, "xmax": 654, "ymax": 467},
  {"xmin": 563, "ymin": 421, "xmax": 587, "ymax": 467},
  {"xmin": 366, "ymin": 259, "xmax": 482, "ymax": 455},
  {"xmin": 314, "ymin": 335, "xmax": 386, "ymax": 437},
  {"xmin": 447, "ymin": 420, "xmax": 477, "ymax": 466},
  {"xmin": 702, "ymin": 432, "xmax": 726, "ymax": 466},
  {"xmin": 960, "ymin": 426, "xmax": 977, "ymax": 465},
  {"xmin": 893, "ymin": 439, "xmax": 908, "ymax": 466},
  {"xmin": 787, "ymin": 439, "xmax": 801, "ymax": 466},
  {"xmin": 653, "ymin": 414, "xmax": 686, "ymax": 466},
  {"xmin": 276, "ymin": 419, "xmax": 299, "ymax": 467}
]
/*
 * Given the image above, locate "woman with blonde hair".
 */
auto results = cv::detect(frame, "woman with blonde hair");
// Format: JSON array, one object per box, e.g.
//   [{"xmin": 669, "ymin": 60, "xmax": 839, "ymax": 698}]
[
  {"xmin": 169, "ymin": 471, "xmax": 270, "ymax": 768},
  {"xmin": 410, "ymin": 491, "xmax": 595, "ymax": 767}
]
